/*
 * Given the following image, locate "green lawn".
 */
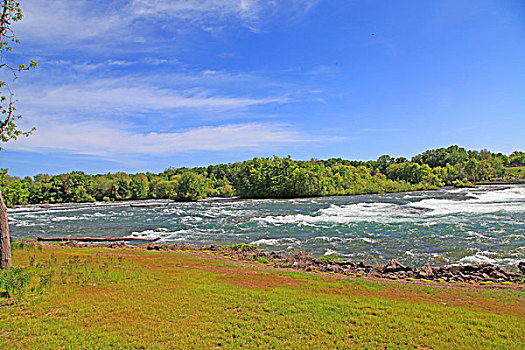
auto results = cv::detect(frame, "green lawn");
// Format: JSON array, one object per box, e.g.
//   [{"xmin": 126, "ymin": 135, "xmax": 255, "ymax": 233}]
[{"xmin": 1, "ymin": 246, "xmax": 524, "ymax": 349}]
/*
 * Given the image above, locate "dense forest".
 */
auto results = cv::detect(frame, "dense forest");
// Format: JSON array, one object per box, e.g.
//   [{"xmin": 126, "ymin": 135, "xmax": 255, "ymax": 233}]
[{"xmin": 1, "ymin": 146, "xmax": 524, "ymax": 207}]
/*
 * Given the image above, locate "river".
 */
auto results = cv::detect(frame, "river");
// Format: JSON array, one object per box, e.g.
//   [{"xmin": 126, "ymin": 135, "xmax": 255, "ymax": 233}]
[{"xmin": 8, "ymin": 184, "xmax": 525, "ymax": 268}]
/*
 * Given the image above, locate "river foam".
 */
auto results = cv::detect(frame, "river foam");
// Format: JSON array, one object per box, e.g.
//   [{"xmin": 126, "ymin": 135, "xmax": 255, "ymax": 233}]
[{"xmin": 254, "ymin": 186, "xmax": 525, "ymax": 226}]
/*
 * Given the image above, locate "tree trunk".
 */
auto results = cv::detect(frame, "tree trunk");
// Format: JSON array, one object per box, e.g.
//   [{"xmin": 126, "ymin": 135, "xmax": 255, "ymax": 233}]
[{"xmin": 0, "ymin": 189, "xmax": 12, "ymax": 269}]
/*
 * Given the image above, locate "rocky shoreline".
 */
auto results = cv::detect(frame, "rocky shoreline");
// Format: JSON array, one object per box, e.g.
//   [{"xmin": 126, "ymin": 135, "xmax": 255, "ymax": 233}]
[
  {"xmin": 114, "ymin": 241, "xmax": 523, "ymax": 285},
  {"xmin": 32, "ymin": 239, "xmax": 525, "ymax": 285}
]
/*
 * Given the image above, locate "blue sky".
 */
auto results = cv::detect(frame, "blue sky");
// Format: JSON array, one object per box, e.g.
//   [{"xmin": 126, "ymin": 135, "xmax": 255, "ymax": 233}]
[{"xmin": 1, "ymin": 0, "xmax": 524, "ymax": 176}]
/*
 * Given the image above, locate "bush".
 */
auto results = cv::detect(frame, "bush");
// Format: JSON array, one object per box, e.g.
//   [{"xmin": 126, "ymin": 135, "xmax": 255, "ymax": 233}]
[
  {"xmin": 452, "ymin": 180, "xmax": 476, "ymax": 188},
  {"xmin": 255, "ymin": 256, "xmax": 270, "ymax": 264},
  {"xmin": 320, "ymin": 254, "xmax": 344, "ymax": 262},
  {"xmin": 10, "ymin": 240, "xmax": 42, "ymax": 251},
  {"xmin": 227, "ymin": 243, "xmax": 257, "ymax": 252}
]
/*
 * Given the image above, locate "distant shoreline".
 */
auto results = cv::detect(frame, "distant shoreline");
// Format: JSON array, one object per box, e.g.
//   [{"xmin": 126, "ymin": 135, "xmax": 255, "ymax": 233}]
[
  {"xmin": 475, "ymin": 180, "xmax": 525, "ymax": 185},
  {"xmin": 7, "ymin": 181, "xmax": 525, "ymax": 211}
]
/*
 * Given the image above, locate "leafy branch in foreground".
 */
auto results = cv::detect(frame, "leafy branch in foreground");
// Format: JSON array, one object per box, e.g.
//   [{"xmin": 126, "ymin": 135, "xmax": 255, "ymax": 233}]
[{"xmin": 0, "ymin": 0, "xmax": 37, "ymax": 148}]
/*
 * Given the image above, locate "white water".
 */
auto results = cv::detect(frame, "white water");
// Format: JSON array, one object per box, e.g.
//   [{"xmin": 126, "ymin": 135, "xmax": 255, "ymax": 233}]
[
  {"xmin": 254, "ymin": 186, "xmax": 525, "ymax": 226},
  {"xmin": 8, "ymin": 185, "xmax": 525, "ymax": 267}
]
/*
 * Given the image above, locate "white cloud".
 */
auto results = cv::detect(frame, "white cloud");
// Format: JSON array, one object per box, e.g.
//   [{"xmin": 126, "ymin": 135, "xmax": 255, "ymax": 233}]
[
  {"xmin": 130, "ymin": 0, "xmax": 320, "ymax": 30},
  {"xmin": 7, "ymin": 121, "xmax": 307, "ymax": 157},
  {"xmin": 17, "ymin": 78, "xmax": 288, "ymax": 116},
  {"xmin": 17, "ymin": 1, "xmax": 127, "ymax": 43},
  {"xmin": 36, "ymin": 58, "xmax": 182, "ymax": 74},
  {"xmin": 16, "ymin": 0, "xmax": 321, "ymax": 46}
]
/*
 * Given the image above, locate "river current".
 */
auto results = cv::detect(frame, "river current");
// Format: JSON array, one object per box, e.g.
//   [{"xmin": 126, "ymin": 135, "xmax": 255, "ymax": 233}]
[{"xmin": 8, "ymin": 185, "xmax": 525, "ymax": 268}]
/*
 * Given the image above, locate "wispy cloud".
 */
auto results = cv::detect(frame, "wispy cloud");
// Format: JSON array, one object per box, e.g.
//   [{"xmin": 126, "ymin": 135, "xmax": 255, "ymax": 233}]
[
  {"xmin": 306, "ymin": 65, "xmax": 338, "ymax": 75},
  {"xmin": 17, "ymin": 0, "xmax": 320, "ymax": 47},
  {"xmin": 17, "ymin": 1, "xmax": 127, "ymax": 43},
  {"xmin": 129, "ymin": 0, "xmax": 322, "ymax": 33},
  {"xmin": 12, "ymin": 63, "xmax": 292, "ymax": 130},
  {"xmin": 18, "ymin": 81, "xmax": 288, "ymax": 116},
  {"xmin": 8, "ymin": 121, "xmax": 308, "ymax": 157}
]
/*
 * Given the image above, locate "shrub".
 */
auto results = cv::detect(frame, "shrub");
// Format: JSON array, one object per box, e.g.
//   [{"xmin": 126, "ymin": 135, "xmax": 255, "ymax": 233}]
[
  {"xmin": 227, "ymin": 243, "xmax": 257, "ymax": 252},
  {"xmin": 320, "ymin": 254, "xmax": 344, "ymax": 262},
  {"xmin": 255, "ymin": 256, "xmax": 270, "ymax": 264}
]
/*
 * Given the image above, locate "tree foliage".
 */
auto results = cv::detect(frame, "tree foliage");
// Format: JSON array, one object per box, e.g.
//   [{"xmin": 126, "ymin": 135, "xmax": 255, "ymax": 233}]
[{"xmin": 2, "ymin": 146, "xmax": 521, "ymax": 207}]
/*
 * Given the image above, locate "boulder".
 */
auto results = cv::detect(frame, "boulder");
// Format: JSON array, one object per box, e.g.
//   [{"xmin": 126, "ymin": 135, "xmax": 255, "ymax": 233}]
[
  {"xmin": 383, "ymin": 259, "xmax": 411, "ymax": 273},
  {"xmin": 202, "ymin": 244, "xmax": 223, "ymax": 251},
  {"xmin": 418, "ymin": 265, "xmax": 434, "ymax": 279},
  {"xmin": 518, "ymin": 262, "xmax": 525, "ymax": 274}
]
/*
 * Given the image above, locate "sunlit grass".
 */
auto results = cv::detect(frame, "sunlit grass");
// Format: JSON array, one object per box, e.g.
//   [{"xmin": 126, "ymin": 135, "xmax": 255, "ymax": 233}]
[{"xmin": 1, "ymin": 247, "xmax": 524, "ymax": 349}]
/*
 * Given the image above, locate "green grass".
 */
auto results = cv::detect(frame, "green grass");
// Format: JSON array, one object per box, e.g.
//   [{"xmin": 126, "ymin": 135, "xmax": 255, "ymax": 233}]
[{"xmin": 1, "ymin": 247, "xmax": 524, "ymax": 349}]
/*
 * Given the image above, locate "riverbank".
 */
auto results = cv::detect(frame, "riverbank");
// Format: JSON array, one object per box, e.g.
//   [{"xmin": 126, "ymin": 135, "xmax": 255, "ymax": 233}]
[
  {"xmin": 36, "ymin": 240, "xmax": 524, "ymax": 285},
  {"xmin": 1, "ymin": 245, "xmax": 524, "ymax": 349}
]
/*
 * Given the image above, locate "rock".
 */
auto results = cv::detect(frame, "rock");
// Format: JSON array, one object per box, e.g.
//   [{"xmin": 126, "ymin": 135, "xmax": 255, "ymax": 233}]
[
  {"xmin": 518, "ymin": 262, "xmax": 525, "ymax": 274},
  {"xmin": 449, "ymin": 274, "xmax": 459, "ymax": 281},
  {"xmin": 383, "ymin": 259, "xmax": 410, "ymax": 273},
  {"xmin": 293, "ymin": 251, "xmax": 306, "ymax": 259},
  {"xmin": 146, "ymin": 243, "xmax": 162, "ymax": 250},
  {"xmin": 65, "ymin": 240, "xmax": 81, "ymax": 248},
  {"xmin": 418, "ymin": 265, "xmax": 434, "ymax": 278},
  {"xmin": 202, "ymin": 244, "xmax": 223, "ymax": 251},
  {"xmin": 491, "ymin": 270, "xmax": 507, "ymax": 280},
  {"xmin": 432, "ymin": 266, "xmax": 442, "ymax": 273},
  {"xmin": 270, "ymin": 252, "xmax": 284, "ymax": 259},
  {"xmin": 256, "ymin": 251, "xmax": 270, "ymax": 259},
  {"xmin": 332, "ymin": 266, "xmax": 343, "ymax": 274},
  {"xmin": 459, "ymin": 272, "xmax": 469, "ymax": 280},
  {"xmin": 106, "ymin": 242, "xmax": 131, "ymax": 248}
]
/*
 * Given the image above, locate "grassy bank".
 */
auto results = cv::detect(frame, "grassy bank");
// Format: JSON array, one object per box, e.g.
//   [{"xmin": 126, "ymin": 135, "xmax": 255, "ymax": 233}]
[{"xmin": 1, "ymin": 246, "xmax": 524, "ymax": 349}]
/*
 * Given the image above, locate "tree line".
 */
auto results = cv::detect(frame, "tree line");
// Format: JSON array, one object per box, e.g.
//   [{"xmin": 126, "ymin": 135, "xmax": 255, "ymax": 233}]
[{"xmin": 1, "ymin": 146, "xmax": 523, "ymax": 206}]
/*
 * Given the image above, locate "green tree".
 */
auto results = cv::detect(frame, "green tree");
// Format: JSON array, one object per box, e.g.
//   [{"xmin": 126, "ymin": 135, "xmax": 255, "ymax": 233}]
[
  {"xmin": 130, "ymin": 174, "xmax": 149, "ymax": 199},
  {"xmin": 149, "ymin": 178, "xmax": 175, "ymax": 199},
  {"xmin": 174, "ymin": 171, "xmax": 208, "ymax": 201},
  {"xmin": 0, "ymin": 1, "xmax": 37, "ymax": 270},
  {"xmin": 376, "ymin": 154, "xmax": 394, "ymax": 174},
  {"xmin": 464, "ymin": 158, "xmax": 479, "ymax": 182},
  {"xmin": 0, "ymin": 170, "xmax": 30, "ymax": 206},
  {"xmin": 509, "ymin": 151, "xmax": 525, "ymax": 166}
]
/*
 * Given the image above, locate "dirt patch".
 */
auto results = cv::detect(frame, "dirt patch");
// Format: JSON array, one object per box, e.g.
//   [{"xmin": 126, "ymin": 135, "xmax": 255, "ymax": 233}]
[
  {"xmin": 145, "ymin": 255, "xmax": 306, "ymax": 290},
  {"xmin": 218, "ymin": 270, "xmax": 305, "ymax": 289}
]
